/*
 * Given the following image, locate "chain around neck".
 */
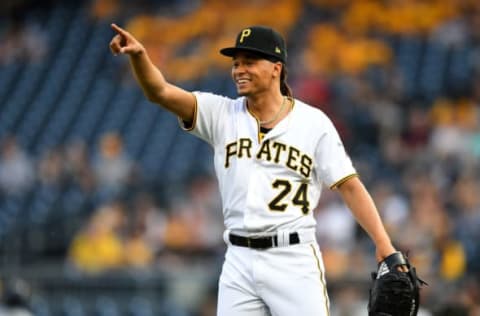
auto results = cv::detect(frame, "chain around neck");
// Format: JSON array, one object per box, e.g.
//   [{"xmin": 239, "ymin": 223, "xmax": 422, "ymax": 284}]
[{"xmin": 259, "ymin": 96, "xmax": 287, "ymax": 126}]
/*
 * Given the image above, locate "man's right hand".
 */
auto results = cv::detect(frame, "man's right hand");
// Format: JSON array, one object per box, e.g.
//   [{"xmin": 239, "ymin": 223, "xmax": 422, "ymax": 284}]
[
  {"xmin": 109, "ymin": 23, "xmax": 144, "ymax": 56},
  {"xmin": 108, "ymin": 23, "xmax": 196, "ymax": 123}
]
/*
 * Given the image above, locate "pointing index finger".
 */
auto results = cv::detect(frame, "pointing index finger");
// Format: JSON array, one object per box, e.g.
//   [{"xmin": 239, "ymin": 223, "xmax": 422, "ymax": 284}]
[{"xmin": 111, "ymin": 23, "xmax": 128, "ymax": 35}]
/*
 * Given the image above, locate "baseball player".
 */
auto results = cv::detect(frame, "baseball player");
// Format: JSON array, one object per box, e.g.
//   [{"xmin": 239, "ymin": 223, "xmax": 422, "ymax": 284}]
[{"xmin": 110, "ymin": 24, "xmax": 401, "ymax": 316}]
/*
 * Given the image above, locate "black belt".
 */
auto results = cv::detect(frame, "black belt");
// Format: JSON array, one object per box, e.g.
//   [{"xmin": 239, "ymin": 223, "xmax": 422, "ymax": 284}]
[{"xmin": 229, "ymin": 232, "xmax": 300, "ymax": 249}]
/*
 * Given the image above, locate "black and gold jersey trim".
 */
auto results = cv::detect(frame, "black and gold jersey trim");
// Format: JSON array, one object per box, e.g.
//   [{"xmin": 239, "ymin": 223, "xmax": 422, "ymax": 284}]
[
  {"xmin": 246, "ymin": 97, "xmax": 295, "ymax": 143},
  {"xmin": 310, "ymin": 244, "xmax": 330, "ymax": 316},
  {"xmin": 245, "ymin": 102, "xmax": 263, "ymax": 143},
  {"xmin": 179, "ymin": 92, "xmax": 198, "ymax": 131},
  {"xmin": 329, "ymin": 173, "xmax": 358, "ymax": 190},
  {"xmin": 259, "ymin": 126, "xmax": 272, "ymax": 142}
]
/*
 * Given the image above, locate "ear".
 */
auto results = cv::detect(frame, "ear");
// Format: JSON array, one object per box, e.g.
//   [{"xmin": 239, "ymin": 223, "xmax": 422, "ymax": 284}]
[{"xmin": 272, "ymin": 62, "xmax": 283, "ymax": 78}]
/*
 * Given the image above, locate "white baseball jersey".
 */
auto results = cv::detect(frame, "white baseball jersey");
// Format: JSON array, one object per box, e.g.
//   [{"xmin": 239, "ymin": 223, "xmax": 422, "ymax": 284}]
[{"xmin": 180, "ymin": 92, "xmax": 357, "ymax": 234}]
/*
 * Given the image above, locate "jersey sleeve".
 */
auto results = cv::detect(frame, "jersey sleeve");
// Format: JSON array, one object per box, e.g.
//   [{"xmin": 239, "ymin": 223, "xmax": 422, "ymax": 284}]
[
  {"xmin": 178, "ymin": 91, "xmax": 230, "ymax": 146},
  {"xmin": 315, "ymin": 119, "xmax": 357, "ymax": 189}
]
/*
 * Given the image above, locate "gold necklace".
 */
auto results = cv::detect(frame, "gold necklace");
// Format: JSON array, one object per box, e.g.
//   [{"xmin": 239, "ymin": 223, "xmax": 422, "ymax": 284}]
[{"xmin": 259, "ymin": 96, "xmax": 287, "ymax": 126}]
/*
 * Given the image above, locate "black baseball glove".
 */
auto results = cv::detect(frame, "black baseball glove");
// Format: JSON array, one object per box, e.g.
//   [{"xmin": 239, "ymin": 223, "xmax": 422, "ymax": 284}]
[{"xmin": 368, "ymin": 252, "xmax": 427, "ymax": 316}]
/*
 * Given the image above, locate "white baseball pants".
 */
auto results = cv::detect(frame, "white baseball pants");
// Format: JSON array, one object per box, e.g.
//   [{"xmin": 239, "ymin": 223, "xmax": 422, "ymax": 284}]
[{"xmin": 217, "ymin": 237, "xmax": 330, "ymax": 316}]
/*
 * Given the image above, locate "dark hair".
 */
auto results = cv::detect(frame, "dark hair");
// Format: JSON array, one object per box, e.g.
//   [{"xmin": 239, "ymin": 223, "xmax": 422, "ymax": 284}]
[{"xmin": 280, "ymin": 65, "xmax": 293, "ymax": 97}]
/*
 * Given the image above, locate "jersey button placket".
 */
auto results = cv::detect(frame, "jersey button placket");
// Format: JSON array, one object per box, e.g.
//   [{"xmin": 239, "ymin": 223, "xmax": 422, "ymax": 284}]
[{"xmin": 243, "ymin": 156, "xmax": 261, "ymax": 228}]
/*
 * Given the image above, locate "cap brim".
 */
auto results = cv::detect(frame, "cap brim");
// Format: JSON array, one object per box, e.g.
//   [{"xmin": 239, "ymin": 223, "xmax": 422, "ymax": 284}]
[
  {"xmin": 220, "ymin": 46, "xmax": 283, "ymax": 63},
  {"xmin": 219, "ymin": 47, "xmax": 241, "ymax": 57}
]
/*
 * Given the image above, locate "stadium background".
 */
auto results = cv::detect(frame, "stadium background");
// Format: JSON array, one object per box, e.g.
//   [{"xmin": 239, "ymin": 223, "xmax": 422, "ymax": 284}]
[{"xmin": 0, "ymin": 0, "xmax": 479, "ymax": 315}]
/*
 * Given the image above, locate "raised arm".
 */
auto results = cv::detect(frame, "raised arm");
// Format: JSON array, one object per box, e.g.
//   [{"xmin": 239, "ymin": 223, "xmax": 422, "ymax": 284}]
[
  {"xmin": 337, "ymin": 176, "xmax": 397, "ymax": 262},
  {"xmin": 109, "ymin": 23, "xmax": 195, "ymax": 122}
]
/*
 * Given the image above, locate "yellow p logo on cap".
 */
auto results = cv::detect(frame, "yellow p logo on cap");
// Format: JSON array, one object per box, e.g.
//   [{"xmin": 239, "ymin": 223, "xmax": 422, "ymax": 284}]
[{"xmin": 239, "ymin": 28, "xmax": 251, "ymax": 43}]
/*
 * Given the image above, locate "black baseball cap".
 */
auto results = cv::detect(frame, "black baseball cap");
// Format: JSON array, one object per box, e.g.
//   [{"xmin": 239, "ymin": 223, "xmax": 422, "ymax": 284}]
[{"xmin": 220, "ymin": 26, "xmax": 287, "ymax": 64}]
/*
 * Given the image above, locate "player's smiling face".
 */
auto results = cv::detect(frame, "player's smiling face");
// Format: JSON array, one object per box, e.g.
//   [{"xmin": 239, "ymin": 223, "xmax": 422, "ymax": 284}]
[{"xmin": 231, "ymin": 51, "xmax": 279, "ymax": 96}]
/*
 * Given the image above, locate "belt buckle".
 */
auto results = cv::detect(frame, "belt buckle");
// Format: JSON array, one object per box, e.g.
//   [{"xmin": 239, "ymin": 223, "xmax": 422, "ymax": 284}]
[{"xmin": 247, "ymin": 238, "xmax": 251, "ymax": 248}]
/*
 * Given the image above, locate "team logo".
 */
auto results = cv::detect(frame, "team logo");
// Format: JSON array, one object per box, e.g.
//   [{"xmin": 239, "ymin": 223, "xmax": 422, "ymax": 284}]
[{"xmin": 239, "ymin": 29, "xmax": 251, "ymax": 43}]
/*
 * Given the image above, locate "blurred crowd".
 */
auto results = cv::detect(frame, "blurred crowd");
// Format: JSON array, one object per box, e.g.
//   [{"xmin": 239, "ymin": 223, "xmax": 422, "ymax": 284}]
[
  {"xmin": 1, "ymin": 0, "xmax": 480, "ymax": 315},
  {"xmin": 0, "ymin": 0, "xmax": 48, "ymax": 65},
  {"xmin": 0, "ymin": 131, "xmax": 224, "ymax": 267}
]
